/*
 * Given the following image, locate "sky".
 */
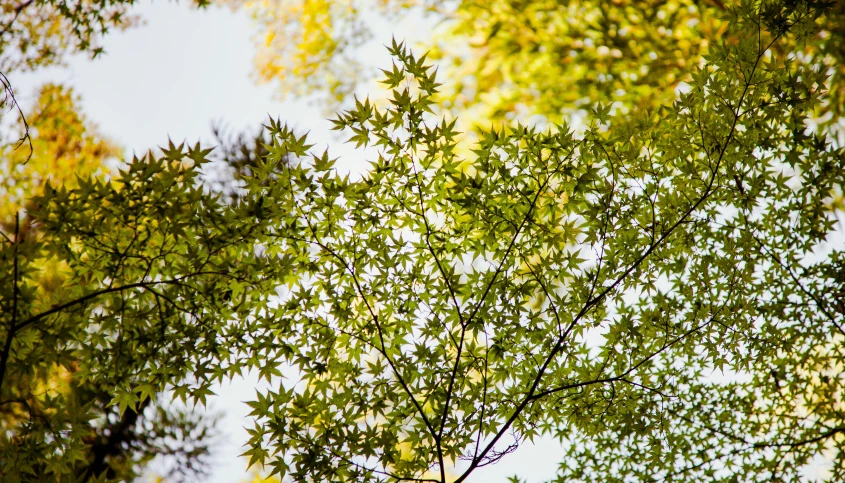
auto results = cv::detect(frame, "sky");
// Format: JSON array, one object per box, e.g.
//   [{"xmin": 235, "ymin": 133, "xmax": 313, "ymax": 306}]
[
  {"xmin": 10, "ymin": 2, "xmax": 566, "ymax": 481},
  {"xmin": 15, "ymin": 3, "xmax": 325, "ymax": 160}
]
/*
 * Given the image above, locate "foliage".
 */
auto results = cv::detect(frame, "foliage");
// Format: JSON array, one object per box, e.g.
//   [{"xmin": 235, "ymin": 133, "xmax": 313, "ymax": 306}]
[
  {"xmin": 0, "ymin": 83, "xmax": 118, "ymax": 221},
  {"xmin": 230, "ymin": 0, "xmax": 845, "ymax": 128},
  {"xmin": 0, "ymin": 134, "xmax": 283, "ymax": 480},
  {"xmin": 0, "ymin": 2, "xmax": 247, "ymax": 481},
  {"xmin": 208, "ymin": 122, "xmax": 278, "ymax": 197},
  {"xmin": 228, "ymin": 2, "xmax": 845, "ymax": 481},
  {"xmin": 0, "ymin": 86, "xmax": 228, "ymax": 482},
  {"xmin": 1, "ymin": 0, "xmax": 843, "ymax": 482},
  {"xmin": 429, "ymin": 0, "xmax": 845, "ymax": 127},
  {"xmin": 221, "ymin": 0, "xmax": 426, "ymax": 103},
  {"xmin": 0, "ymin": 0, "xmax": 135, "ymax": 72}
]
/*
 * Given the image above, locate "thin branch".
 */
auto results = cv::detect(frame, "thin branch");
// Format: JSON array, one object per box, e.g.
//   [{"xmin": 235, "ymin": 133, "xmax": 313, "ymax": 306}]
[
  {"xmin": 0, "ymin": 0, "xmax": 36, "ymax": 37},
  {"xmin": 0, "ymin": 72, "xmax": 33, "ymax": 163},
  {"xmin": 531, "ymin": 313, "xmax": 718, "ymax": 401},
  {"xmin": 747, "ymin": 231, "xmax": 845, "ymax": 338},
  {"xmin": 13, "ymin": 273, "xmax": 224, "ymax": 333},
  {"xmin": 407, "ymin": 141, "xmax": 467, "ymax": 476},
  {"xmin": 0, "ymin": 213, "xmax": 21, "ymax": 397},
  {"xmin": 754, "ymin": 426, "xmax": 845, "ymax": 449},
  {"xmin": 279, "ymin": 170, "xmax": 443, "ymax": 466}
]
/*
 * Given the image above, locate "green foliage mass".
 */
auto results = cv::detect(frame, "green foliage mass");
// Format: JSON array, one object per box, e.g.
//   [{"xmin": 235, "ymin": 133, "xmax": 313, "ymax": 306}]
[
  {"xmin": 0, "ymin": 83, "xmax": 119, "ymax": 220},
  {"xmin": 233, "ymin": 3, "xmax": 845, "ymax": 480},
  {"xmin": 0, "ymin": 145, "xmax": 283, "ymax": 480},
  {"xmin": 1, "ymin": 0, "xmax": 844, "ymax": 482},
  {"xmin": 427, "ymin": 0, "xmax": 845, "ymax": 127},
  {"xmin": 232, "ymin": 0, "xmax": 845, "ymax": 130}
]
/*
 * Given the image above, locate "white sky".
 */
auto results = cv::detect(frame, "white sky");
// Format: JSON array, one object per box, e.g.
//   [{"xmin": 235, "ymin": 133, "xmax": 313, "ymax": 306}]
[
  {"xmin": 14, "ymin": 3, "xmax": 327, "ymax": 160},
  {"xmin": 9, "ymin": 2, "xmax": 564, "ymax": 482}
]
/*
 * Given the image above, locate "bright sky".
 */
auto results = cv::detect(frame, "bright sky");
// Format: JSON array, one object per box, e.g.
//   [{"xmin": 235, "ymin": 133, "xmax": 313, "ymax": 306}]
[
  {"xmin": 15, "ymin": 3, "xmax": 327, "ymax": 159},
  {"xmin": 10, "ymin": 2, "xmax": 566, "ymax": 481}
]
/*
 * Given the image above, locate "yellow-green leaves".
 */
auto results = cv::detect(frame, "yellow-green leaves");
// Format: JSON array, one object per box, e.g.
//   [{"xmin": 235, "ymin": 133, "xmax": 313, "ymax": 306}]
[
  {"xmin": 232, "ymin": 3, "xmax": 845, "ymax": 482},
  {"xmin": 0, "ymin": 84, "xmax": 118, "ymax": 221},
  {"xmin": 1, "ymin": 138, "xmax": 287, "ymax": 480},
  {"xmin": 3, "ymin": 1, "xmax": 844, "ymax": 482}
]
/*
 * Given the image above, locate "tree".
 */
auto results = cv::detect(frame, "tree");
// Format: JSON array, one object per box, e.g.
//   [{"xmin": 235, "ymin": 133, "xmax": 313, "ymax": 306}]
[
  {"xmin": 230, "ymin": 2, "xmax": 845, "ymax": 481},
  {"xmin": 0, "ymin": 1, "xmax": 280, "ymax": 479},
  {"xmin": 231, "ymin": 0, "xmax": 844, "ymax": 127},
  {"xmin": 0, "ymin": 81, "xmax": 234, "ymax": 481},
  {"xmin": 1, "ymin": 1, "xmax": 843, "ymax": 482},
  {"xmin": 0, "ymin": 1, "xmax": 268, "ymax": 475},
  {"xmin": 0, "ymin": 84, "xmax": 119, "ymax": 220},
  {"xmin": 0, "ymin": 137, "xmax": 288, "ymax": 480}
]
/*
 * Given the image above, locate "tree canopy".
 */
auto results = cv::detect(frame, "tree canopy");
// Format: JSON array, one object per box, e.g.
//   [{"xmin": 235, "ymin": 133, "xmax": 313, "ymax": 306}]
[
  {"xmin": 232, "ymin": 0, "xmax": 845, "ymax": 127},
  {"xmin": 1, "ymin": 0, "xmax": 844, "ymax": 482}
]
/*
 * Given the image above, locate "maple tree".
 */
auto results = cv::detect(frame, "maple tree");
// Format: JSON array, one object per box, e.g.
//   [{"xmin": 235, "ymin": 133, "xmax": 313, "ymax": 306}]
[
  {"xmin": 0, "ymin": 86, "xmax": 254, "ymax": 481},
  {"xmin": 1, "ymin": 0, "xmax": 843, "ymax": 482},
  {"xmin": 0, "ymin": 1, "xmax": 232, "ymax": 480},
  {"xmin": 231, "ymin": 0, "xmax": 844, "ymax": 128},
  {"xmin": 231, "ymin": 1, "xmax": 845, "ymax": 478}
]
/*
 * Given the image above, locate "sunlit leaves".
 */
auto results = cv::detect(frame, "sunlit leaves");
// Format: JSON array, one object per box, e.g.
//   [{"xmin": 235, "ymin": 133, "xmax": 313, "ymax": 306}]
[
  {"xmin": 2, "ymin": 1, "xmax": 844, "ymax": 482},
  {"xmin": 231, "ymin": 3, "xmax": 845, "ymax": 482},
  {"xmin": 0, "ymin": 137, "xmax": 284, "ymax": 480},
  {"xmin": 0, "ymin": 84, "xmax": 119, "ymax": 221}
]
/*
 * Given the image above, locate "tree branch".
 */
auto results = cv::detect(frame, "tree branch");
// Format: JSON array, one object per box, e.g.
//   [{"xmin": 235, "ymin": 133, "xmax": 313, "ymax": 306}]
[
  {"xmin": 0, "ymin": 72, "xmax": 33, "ymax": 163},
  {"xmin": 0, "ymin": 213, "xmax": 21, "ymax": 398}
]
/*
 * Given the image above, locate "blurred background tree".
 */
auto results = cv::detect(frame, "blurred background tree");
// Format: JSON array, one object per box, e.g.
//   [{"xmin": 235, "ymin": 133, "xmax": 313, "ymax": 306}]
[
  {"xmin": 226, "ymin": 0, "xmax": 844, "ymax": 128},
  {"xmin": 0, "ymin": 84, "xmax": 118, "ymax": 221}
]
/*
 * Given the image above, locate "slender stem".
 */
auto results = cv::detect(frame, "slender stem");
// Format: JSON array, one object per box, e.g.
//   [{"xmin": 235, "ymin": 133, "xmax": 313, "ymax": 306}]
[{"xmin": 0, "ymin": 213, "xmax": 20, "ymax": 398}]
